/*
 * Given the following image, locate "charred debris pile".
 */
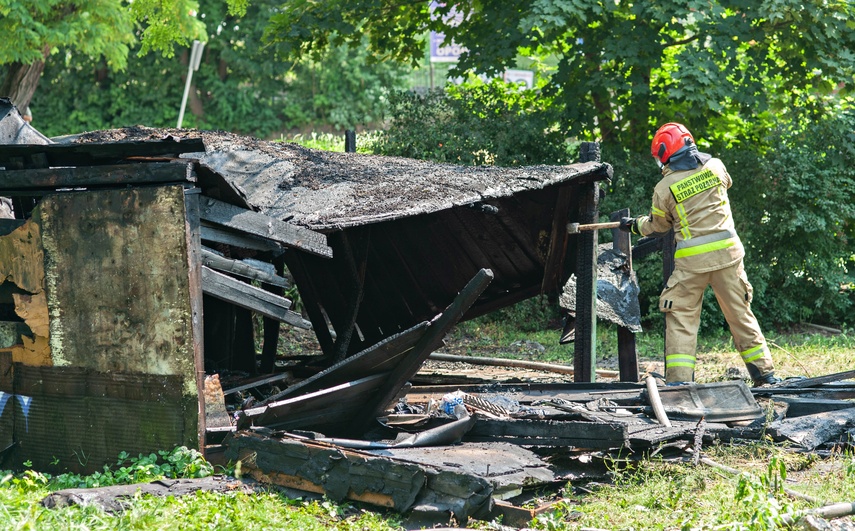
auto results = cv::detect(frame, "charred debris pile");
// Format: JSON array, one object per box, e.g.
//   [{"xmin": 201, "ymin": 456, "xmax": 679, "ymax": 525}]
[{"xmin": 0, "ymin": 117, "xmax": 853, "ymax": 527}]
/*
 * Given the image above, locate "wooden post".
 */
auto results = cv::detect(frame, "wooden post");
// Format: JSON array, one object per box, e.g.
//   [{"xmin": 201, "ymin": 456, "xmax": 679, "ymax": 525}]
[
  {"xmin": 259, "ymin": 255, "xmax": 286, "ymax": 373},
  {"xmin": 184, "ymin": 188, "xmax": 206, "ymax": 450},
  {"xmin": 574, "ymin": 142, "xmax": 601, "ymax": 383},
  {"xmin": 573, "ymin": 181, "xmax": 599, "ymax": 382},
  {"xmin": 610, "ymin": 208, "xmax": 638, "ymax": 383},
  {"xmin": 345, "ymin": 130, "xmax": 356, "ymax": 153}
]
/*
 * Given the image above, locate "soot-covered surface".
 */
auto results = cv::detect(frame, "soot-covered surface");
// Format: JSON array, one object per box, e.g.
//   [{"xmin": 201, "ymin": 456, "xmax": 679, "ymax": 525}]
[{"xmin": 67, "ymin": 126, "xmax": 609, "ymax": 231}]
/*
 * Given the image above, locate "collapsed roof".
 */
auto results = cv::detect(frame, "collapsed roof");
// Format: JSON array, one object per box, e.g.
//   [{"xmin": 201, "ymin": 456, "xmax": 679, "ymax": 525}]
[{"xmin": 68, "ymin": 127, "xmax": 613, "ymax": 360}]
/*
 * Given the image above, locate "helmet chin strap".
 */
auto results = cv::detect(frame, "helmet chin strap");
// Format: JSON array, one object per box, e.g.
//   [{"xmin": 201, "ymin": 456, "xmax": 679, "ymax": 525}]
[{"xmin": 655, "ymin": 158, "xmax": 665, "ymax": 170}]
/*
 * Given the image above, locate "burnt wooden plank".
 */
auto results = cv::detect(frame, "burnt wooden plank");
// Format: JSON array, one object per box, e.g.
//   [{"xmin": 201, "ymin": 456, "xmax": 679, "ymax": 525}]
[
  {"xmin": 226, "ymin": 430, "xmax": 426, "ymax": 511},
  {"xmin": 467, "ymin": 418, "xmax": 627, "ymax": 448},
  {"xmin": 768, "ymin": 408, "xmax": 855, "ymax": 450},
  {"xmin": 283, "ymin": 252, "xmax": 336, "ymax": 357},
  {"xmin": 199, "ymin": 197, "xmax": 332, "ymax": 258},
  {"xmin": 406, "ymin": 382, "xmax": 644, "ymax": 405},
  {"xmin": 0, "ymin": 138, "xmax": 205, "ymax": 168},
  {"xmin": 226, "ymin": 431, "xmax": 494, "ymax": 523},
  {"xmin": 541, "ymin": 185, "xmax": 574, "ymax": 295},
  {"xmin": 239, "ymin": 373, "xmax": 387, "ymax": 432},
  {"xmin": 223, "ymin": 372, "xmax": 294, "ymax": 396},
  {"xmin": 259, "ymin": 256, "xmax": 287, "ymax": 373},
  {"xmin": 773, "ymin": 397, "xmax": 855, "ymax": 418},
  {"xmin": 776, "ymin": 370, "xmax": 855, "ymax": 389},
  {"xmin": 201, "ymin": 266, "xmax": 310, "ymax": 329},
  {"xmin": 452, "ymin": 207, "xmax": 526, "ymax": 281},
  {"xmin": 200, "ymin": 224, "xmax": 284, "ymax": 254},
  {"xmin": 201, "ymin": 248, "xmax": 289, "ymax": 288},
  {"xmin": 494, "ymin": 192, "xmax": 554, "ymax": 266},
  {"xmin": 0, "ymin": 162, "xmax": 195, "ymax": 194},
  {"xmin": 261, "ymin": 321, "xmax": 430, "ymax": 404},
  {"xmin": 184, "ymin": 189, "xmax": 207, "ymax": 449},
  {"xmin": 360, "ymin": 269, "xmax": 494, "ymax": 428},
  {"xmin": 42, "ymin": 476, "xmax": 263, "ymax": 512},
  {"xmin": 331, "ymin": 231, "xmax": 370, "ymax": 362}
]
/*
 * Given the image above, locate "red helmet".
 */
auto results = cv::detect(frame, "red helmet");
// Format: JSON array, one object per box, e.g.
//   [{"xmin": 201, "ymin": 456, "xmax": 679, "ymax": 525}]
[{"xmin": 651, "ymin": 122, "xmax": 694, "ymax": 164}]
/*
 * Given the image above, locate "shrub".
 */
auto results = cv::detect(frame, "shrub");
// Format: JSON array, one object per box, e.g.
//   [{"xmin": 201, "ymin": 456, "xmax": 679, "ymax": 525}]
[{"xmin": 369, "ymin": 80, "xmax": 571, "ymax": 167}]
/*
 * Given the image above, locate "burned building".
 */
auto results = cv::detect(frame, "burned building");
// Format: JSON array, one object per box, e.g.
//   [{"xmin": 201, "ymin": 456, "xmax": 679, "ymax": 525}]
[{"xmin": 0, "ymin": 113, "xmax": 613, "ymax": 472}]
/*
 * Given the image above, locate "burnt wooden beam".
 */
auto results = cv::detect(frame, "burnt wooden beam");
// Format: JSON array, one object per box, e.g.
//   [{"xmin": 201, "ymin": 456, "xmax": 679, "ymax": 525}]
[
  {"xmin": 573, "ymin": 182, "xmax": 599, "ymax": 382},
  {"xmin": 259, "ymin": 256, "xmax": 287, "ymax": 373},
  {"xmin": 283, "ymin": 252, "xmax": 337, "ymax": 357},
  {"xmin": 201, "ymin": 266, "xmax": 310, "ymax": 329},
  {"xmin": 467, "ymin": 418, "xmax": 627, "ymax": 448},
  {"xmin": 541, "ymin": 185, "xmax": 574, "ymax": 295},
  {"xmin": 200, "ymin": 224, "xmax": 284, "ymax": 254},
  {"xmin": 261, "ymin": 321, "xmax": 430, "ymax": 404},
  {"xmin": 331, "ymin": 231, "xmax": 370, "ymax": 363},
  {"xmin": 201, "ymin": 247, "xmax": 289, "ymax": 288},
  {"xmin": 0, "ymin": 161, "xmax": 196, "ymax": 194},
  {"xmin": 239, "ymin": 373, "xmax": 387, "ymax": 431},
  {"xmin": 775, "ymin": 369, "xmax": 855, "ymax": 389},
  {"xmin": 199, "ymin": 197, "xmax": 332, "ymax": 258},
  {"xmin": 610, "ymin": 208, "xmax": 638, "ymax": 383},
  {"xmin": 184, "ymin": 189, "xmax": 207, "ymax": 450},
  {"xmin": 0, "ymin": 138, "xmax": 205, "ymax": 169},
  {"xmin": 361, "ymin": 269, "xmax": 494, "ymax": 428}
]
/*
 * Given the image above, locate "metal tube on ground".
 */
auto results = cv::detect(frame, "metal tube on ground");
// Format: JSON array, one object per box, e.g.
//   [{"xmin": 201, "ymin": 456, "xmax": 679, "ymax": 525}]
[{"xmin": 645, "ymin": 375, "xmax": 672, "ymax": 427}]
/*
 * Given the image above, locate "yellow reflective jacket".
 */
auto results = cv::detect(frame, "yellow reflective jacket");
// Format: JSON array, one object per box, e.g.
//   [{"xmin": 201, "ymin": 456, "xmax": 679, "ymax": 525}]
[{"xmin": 636, "ymin": 158, "xmax": 744, "ymax": 273}]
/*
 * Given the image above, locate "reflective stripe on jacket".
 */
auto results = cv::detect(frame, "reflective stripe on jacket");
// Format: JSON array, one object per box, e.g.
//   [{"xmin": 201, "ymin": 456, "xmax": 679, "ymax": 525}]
[{"xmin": 637, "ymin": 158, "xmax": 744, "ymax": 273}]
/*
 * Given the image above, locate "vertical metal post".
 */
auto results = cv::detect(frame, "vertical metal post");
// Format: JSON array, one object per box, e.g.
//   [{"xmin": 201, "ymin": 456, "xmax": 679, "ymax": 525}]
[
  {"xmin": 610, "ymin": 208, "xmax": 638, "ymax": 382},
  {"xmin": 177, "ymin": 40, "xmax": 205, "ymax": 129}
]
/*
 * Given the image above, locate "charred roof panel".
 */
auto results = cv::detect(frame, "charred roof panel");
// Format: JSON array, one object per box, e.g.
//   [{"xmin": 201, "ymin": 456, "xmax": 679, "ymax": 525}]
[{"xmin": 67, "ymin": 128, "xmax": 612, "ymax": 359}]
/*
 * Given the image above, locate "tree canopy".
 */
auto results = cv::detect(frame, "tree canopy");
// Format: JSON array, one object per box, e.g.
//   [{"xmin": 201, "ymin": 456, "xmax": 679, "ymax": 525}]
[
  {"xmin": 264, "ymin": 0, "xmax": 855, "ymax": 150},
  {"xmin": 0, "ymin": 0, "xmax": 247, "ymax": 110}
]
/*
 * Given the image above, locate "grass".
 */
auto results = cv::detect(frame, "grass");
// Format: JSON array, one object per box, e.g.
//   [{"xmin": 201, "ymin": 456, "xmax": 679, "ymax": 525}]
[
  {"xmin": 3, "ymin": 299, "xmax": 854, "ymax": 530},
  {"xmin": 447, "ymin": 297, "xmax": 855, "ymax": 384}
]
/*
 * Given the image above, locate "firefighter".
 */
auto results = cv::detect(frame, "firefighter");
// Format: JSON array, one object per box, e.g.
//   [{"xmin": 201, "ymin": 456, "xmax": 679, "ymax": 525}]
[{"xmin": 619, "ymin": 122, "xmax": 780, "ymax": 386}]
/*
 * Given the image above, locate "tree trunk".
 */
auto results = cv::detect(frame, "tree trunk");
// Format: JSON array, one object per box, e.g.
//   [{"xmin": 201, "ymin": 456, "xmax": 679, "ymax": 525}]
[{"xmin": 0, "ymin": 46, "xmax": 50, "ymax": 112}]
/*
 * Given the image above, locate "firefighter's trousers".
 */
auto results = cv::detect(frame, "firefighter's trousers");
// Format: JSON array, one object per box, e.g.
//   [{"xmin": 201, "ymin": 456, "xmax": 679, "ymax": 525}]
[{"xmin": 659, "ymin": 260, "xmax": 774, "ymax": 383}]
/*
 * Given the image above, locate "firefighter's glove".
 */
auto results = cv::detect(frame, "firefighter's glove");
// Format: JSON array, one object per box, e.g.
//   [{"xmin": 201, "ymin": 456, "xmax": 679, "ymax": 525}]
[{"xmin": 618, "ymin": 217, "xmax": 638, "ymax": 234}]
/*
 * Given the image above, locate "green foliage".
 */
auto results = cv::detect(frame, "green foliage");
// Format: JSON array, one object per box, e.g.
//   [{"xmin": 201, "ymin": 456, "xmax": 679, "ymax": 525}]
[
  {"xmin": 737, "ymin": 111, "xmax": 855, "ymax": 326},
  {"xmin": 262, "ymin": 0, "xmax": 855, "ymax": 151},
  {"xmin": 728, "ymin": 458, "xmax": 799, "ymax": 530},
  {"xmin": 28, "ymin": 447, "xmax": 214, "ymax": 492},
  {"xmin": 34, "ymin": 0, "xmax": 410, "ymax": 138},
  {"xmin": 601, "ymin": 111, "xmax": 855, "ymax": 330},
  {"xmin": 369, "ymin": 81, "xmax": 570, "ymax": 166}
]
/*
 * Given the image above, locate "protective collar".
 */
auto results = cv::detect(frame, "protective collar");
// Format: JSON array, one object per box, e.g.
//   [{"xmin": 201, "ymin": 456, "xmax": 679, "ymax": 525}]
[{"xmin": 667, "ymin": 144, "xmax": 712, "ymax": 171}]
